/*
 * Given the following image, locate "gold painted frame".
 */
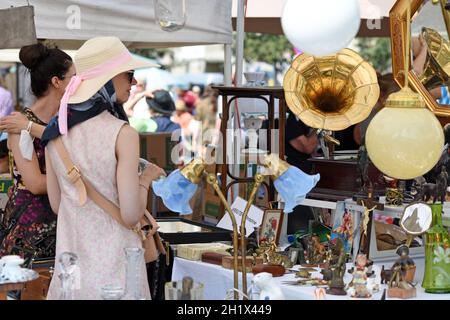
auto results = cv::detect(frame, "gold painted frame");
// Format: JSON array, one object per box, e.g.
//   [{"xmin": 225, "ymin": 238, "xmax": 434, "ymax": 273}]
[{"xmin": 390, "ymin": 0, "xmax": 450, "ymax": 117}]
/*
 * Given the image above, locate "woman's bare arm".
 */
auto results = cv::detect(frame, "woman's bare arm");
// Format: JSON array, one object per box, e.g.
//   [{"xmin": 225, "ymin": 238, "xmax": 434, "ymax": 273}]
[
  {"xmin": 8, "ymin": 134, "xmax": 47, "ymax": 195},
  {"xmin": 0, "ymin": 112, "xmax": 46, "ymax": 139},
  {"xmin": 115, "ymin": 125, "xmax": 165, "ymax": 226}
]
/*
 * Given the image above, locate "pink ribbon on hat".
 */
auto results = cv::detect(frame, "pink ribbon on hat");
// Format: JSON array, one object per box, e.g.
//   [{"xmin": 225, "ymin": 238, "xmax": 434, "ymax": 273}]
[{"xmin": 58, "ymin": 51, "xmax": 133, "ymax": 134}]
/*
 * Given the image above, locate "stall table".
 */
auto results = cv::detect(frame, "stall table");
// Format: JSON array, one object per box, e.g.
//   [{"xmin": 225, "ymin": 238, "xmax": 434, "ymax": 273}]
[{"xmin": 172, "ymin": 257, "xmax": 450, "ymax": 300}]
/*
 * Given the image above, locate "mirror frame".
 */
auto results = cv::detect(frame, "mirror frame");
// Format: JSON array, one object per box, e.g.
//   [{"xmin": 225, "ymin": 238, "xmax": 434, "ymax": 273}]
[
  {"xmin": 390, "ymin": 0, "xmax": 450, "ymax": 117},
  {"xmin": 399, "ymin": 202, "xmax": 432, "ymax": 236}
]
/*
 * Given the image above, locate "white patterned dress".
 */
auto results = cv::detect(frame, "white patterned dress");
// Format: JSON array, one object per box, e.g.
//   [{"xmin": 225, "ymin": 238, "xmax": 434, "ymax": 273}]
[{"xmin": 46, "ymin": 111, "xmax": 150, "ymax": 300}]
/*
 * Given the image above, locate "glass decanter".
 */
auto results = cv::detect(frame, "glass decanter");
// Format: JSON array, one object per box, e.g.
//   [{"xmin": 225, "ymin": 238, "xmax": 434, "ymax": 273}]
[
  {"xmin": 422, "ymin": 203, "xmax": 450, "ymax": 293},
  {"xmin": 58, "ymin": 252, "xmax": 79, "ymax": 300},
  {"xmin": 123, "ymin": 247, "xmax": 146, "ymax": 300}
]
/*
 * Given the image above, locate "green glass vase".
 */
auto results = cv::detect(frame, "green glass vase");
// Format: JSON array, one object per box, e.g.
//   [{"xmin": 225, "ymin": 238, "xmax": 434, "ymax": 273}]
[{"xmin": 422, "ymin": 203, "xmax": 450, "ymax": 293}]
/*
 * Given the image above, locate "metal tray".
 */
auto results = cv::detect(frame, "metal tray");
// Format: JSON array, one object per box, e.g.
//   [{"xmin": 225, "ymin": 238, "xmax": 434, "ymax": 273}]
[{"xmin": 155, "ymin": 217, "xmax": 232, "ymax": 244}]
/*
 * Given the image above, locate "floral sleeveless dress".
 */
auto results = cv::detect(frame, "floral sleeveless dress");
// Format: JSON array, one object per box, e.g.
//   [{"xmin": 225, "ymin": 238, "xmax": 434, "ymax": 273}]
[{"xmin": 0, "ymin": 109, "xmax": 57, "ymax": 264}]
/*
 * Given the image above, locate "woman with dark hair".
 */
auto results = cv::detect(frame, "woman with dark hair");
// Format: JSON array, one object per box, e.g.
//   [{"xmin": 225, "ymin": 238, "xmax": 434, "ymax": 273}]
[{"xmin": 0, "ymin": 43, "xmax": 75, "ymax": 263}]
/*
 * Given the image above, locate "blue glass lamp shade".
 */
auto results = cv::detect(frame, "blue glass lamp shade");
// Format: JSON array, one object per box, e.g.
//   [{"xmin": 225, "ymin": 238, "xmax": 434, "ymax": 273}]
[
  {"xmin": 152, "ymin": 169, "xmax": 198, "ymax": 214},
  {"xmin": 273, "ymin": 166, "xmax": 320, "ymax": 213}
]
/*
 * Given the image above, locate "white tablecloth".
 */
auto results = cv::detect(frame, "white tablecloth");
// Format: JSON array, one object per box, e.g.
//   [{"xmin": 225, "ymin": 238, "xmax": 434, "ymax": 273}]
[{"xmin": 172, "ymin": 257, "xmax": 450, "ymax": 300}]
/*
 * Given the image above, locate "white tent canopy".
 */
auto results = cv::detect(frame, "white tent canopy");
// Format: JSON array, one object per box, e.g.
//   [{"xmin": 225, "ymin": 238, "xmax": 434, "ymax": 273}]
[
  {"xmin": 231, "ymin": 0, "xmax": 396, "ymax": 37},
  {"xmin": 2, "ymin": 0, "xmax": 233, "ymax": 49},
  {"xmin": 232, "ymin": 0, "xmax": 395, "ymax": 19}
]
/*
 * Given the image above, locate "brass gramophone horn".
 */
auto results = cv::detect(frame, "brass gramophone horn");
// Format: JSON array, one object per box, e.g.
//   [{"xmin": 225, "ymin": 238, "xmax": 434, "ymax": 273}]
[
  {"xmin": 418, "ymin": 27, "xmax": 450, "ymax": 91},
  {"xmin": 283, "ymin": 48, "xmax": 380, "ymax": 131}
]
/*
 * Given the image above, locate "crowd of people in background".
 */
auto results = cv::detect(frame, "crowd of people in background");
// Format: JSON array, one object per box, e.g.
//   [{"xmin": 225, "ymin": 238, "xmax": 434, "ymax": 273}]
[{"xmin": 123, "ymin": 77, "xmax": 220, "ymax": 164}]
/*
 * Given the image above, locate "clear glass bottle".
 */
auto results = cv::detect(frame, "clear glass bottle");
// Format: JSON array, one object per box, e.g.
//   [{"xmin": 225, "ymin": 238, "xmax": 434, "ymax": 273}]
[
  {"xmin": 58, "ymin": 252, "xmax": 79, "ymax": 300},
  {"xmin": 422, "ymin": 203, "xmax": 450, "ymax": 293},
  {"xmin": 154, "ymin": 0, "xmax": 186, "ymax": 32},
  {"xmin": 123, "ymin": 247, "xmax": 145, "ymax": 300}
]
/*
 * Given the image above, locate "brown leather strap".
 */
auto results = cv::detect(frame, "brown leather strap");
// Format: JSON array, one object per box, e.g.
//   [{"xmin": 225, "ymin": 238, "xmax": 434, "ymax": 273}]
[
  {"xmin": 53, "ymin": 138, "xmax": 87, "ymax": 206},
  {"xmin": 53, "ymin": 137, "xmax": 130, "ymax": 229}
]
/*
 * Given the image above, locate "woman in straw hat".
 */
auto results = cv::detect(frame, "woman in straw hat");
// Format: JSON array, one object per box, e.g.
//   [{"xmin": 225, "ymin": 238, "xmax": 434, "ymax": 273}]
[{"xmin": 43, "ymin": 37, "xmax": 165, "ymax": 300}]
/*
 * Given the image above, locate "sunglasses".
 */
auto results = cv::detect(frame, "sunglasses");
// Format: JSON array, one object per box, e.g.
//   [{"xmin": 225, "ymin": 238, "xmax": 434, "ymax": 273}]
[{"xmin": 126, "ymin": 71, "xmax": 135, "ymax": 83}]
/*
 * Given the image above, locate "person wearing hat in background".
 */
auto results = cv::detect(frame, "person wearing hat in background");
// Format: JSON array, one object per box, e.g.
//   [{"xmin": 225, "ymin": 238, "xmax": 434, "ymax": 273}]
[
  {"xmin": 147, "ymin": 89, "xmax": 180, "ymax": 133},
  {"xmin": 43, "ymin": 36, "xmax": 165, "ymax": 300}
]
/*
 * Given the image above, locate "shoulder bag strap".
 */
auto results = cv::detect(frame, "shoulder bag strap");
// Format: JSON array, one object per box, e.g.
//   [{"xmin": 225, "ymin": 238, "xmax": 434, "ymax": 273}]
[{"xmin": 52, "ymin": 137, "xmax": 131, "ymax": 230}]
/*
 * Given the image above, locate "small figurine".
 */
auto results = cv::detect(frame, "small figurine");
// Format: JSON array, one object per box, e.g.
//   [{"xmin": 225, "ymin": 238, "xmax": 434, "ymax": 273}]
[
  {"xmin": 392, "ymin": 245, "xmax": 416, "ymax": 283},
  {"xmin": 252, "ymin": 272, "xmax": 285, "ymax": 300},
  {"xmin": 303, "ymin": 234, "xmax": 326, "ymax": 266},
  {"xmin": 350, "ymin": 254, "xmax": 372, "ymax": 299},
  {"xmin": 435, "ymin": 165, "xmax": 448, "ymax": 203},
  {"xmin": 411, "ymin": 176, "xmax": 426, "ymax": 201},
  {"xmin": 380, "ymin": 265, "xmax": 392, "ymax": 285},
  {"xmin": 256, "ymin": 240, "xmax": 293, "ymax": 268},
  {"xmin": 387, "ymin": 245, "xmax": 417, "ymax": 299},
  {"xmin": 325, "ymin": 238, "xmax": 347, "ymax": 295},
  {"xmin": 356, "ymin": 144, "xmax": 371, "ymax": 194}
]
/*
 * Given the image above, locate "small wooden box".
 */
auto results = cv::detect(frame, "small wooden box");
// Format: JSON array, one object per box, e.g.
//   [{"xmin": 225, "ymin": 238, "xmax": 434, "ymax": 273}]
[
  {"xmin": 222, "ymin": 256, "xmax": 264, "ymax": 272},
  {"xmin": 201, "ymin": 252, "xmax": 228, "ymax": 266},
  {"xmin": 252, "ymin": 264, "xmax": 286, "ymax": 277}
]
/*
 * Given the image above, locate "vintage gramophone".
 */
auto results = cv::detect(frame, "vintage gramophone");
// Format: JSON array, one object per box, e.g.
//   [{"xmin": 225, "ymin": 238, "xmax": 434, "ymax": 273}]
[
  {"xmin": 283, "ymin": 48, "xmax": 380, "ymax": 196},
  {"xmin": 283, "ymin": 48, "xmax": 379, "ymax": 141}
]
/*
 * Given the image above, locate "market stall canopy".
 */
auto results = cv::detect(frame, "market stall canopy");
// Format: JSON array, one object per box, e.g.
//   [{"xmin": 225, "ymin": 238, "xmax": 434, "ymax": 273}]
[
  {"xmin": 1, "ymin": 0, "xmax": 232, "ymax": 50},
  {"xmin": 232, "ymin": 0, "xmax": 396, "ymax": 37}
]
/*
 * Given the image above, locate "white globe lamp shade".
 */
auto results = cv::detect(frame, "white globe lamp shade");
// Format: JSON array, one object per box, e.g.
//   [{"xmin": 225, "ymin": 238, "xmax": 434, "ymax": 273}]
[
  {"xmin": 366, "ymin": 88, "xmax": 444, "ymax": 180},
  {"xmin": 281, "ymin": 0, "xmax": 361, "ymax": 56}
]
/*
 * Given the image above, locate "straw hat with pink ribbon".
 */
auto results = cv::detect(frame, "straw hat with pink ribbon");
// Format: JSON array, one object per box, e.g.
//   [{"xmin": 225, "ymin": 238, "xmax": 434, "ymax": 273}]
[{"xmin": 58, "ymin": 36, "xmax": 159, "ymax": 134}]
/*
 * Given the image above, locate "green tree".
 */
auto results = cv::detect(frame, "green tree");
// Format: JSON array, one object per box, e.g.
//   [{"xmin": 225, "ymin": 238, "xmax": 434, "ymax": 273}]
[
  {"xmin": 242, "ymin": 33, "xmax": 293, "ymax": 84},
  {"xmin": 355, "ymin": 37, "xmax": 392, "ymax": 74}
]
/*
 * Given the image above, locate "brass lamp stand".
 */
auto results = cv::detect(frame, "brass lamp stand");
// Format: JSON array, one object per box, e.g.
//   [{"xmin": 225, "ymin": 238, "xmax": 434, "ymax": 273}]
[{"xmin": 180, "ymin": 154, "xmax": 289, "ymax": 300}]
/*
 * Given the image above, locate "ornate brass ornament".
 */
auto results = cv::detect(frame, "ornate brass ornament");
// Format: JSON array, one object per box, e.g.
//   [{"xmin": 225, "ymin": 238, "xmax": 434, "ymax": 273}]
[{"xmin": 390, "ymin": 0, "xmax": 450, "ymax": 116}]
